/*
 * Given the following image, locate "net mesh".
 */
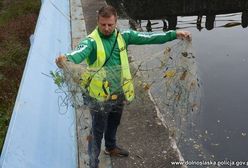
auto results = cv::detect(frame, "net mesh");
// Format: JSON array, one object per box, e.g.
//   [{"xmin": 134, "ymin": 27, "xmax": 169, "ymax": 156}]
[
  {"xmin": 138, "ymin": 40, "xmax": 201, "ymax": 141},
  {"xmin": 50, "ymin": 40, "xmax": 201, "ymax": 166}
]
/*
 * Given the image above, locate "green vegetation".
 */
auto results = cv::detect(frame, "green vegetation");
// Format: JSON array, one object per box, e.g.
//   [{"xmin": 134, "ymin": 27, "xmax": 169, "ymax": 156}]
[
  {"xmin": 0, "ymin": 0, "xmax": 41, "ymax": 152},
  {"xmin": 0, "ymin": 0, "xmax": 40, "ymax": 25},
  {"xmin": 50, "ymin": 70, "xmax": 65, "ymax": 88}
]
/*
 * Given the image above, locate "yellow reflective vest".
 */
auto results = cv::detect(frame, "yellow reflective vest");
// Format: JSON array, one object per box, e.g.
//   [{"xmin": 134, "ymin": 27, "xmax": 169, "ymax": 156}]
[{"xmin": 81, "ymin": 28, "xmax": 134, "ymax": 102}]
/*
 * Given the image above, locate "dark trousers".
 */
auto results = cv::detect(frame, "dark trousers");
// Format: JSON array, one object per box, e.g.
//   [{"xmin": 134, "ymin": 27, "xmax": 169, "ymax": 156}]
[{"xmin": 88, "ymin": 95, "xmax": 124, "ymax": 168}]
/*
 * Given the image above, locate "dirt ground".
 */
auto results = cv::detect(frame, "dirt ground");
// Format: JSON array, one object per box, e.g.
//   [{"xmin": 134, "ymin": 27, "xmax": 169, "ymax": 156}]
[{"xmin": 111, "ymin": 83, "xmax": 182, "ymax": 168}]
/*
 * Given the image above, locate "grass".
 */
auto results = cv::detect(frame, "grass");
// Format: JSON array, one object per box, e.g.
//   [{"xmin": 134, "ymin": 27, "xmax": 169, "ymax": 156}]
[
  {"xmin": 0, "ymin": 0, "xmax": 40, "ymax": 25},
  {"xmin": 0, "ymin": 0, "xmax": 41, "ymax": 152}
]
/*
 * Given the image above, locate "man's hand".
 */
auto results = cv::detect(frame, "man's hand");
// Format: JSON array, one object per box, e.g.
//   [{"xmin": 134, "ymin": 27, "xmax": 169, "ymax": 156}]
[
  {"xmin": 176, "ymin": 30, "xmax": 192, "ymax": 41},
  {"xmin": 55, "ymin": 55, "xmax": 67, "ymax": 69}
]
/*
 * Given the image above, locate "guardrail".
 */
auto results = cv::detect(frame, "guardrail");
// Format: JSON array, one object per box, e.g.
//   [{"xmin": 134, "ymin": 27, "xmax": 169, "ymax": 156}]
[{"xmin": 0, "ymin": 0, "xmax": 77, "ymax": 167}]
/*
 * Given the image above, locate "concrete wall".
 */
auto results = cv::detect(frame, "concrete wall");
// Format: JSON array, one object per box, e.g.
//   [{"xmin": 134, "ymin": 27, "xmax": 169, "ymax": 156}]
[{"xmin": 0, "ymin": 0, "xmax": 77, "ymax": 167}]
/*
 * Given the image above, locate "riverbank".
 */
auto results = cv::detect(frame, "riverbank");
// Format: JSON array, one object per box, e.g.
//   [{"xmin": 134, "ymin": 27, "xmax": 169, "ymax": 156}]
[{"xmin": 0, "ymin": 0, "xmax": 40, "ymax": 151}]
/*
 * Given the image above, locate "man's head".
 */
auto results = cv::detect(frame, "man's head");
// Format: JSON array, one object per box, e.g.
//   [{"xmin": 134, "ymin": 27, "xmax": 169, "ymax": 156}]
[{"xmin": 97, "ymin": 5, "xmax": 117, "ymax": 36}]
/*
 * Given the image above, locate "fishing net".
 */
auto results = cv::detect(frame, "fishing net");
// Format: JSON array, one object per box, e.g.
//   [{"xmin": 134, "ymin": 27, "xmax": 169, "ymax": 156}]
[
  {"xmin": 50, "ymin": 39, "xmax": 201, "ymax": 166},
  {"xmin": 127, "ymin": 40, "xmax": 202, "ymax": 144}
]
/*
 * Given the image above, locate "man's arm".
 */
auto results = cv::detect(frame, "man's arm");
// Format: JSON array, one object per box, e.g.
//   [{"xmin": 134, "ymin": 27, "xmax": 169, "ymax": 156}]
[
  {"xmin": 121, "ymin": 30, "xmax": 191, "ymax": 45},
  {"xmin": 55, "ymin": 38, "xmax": 94, "ymax": 68}
]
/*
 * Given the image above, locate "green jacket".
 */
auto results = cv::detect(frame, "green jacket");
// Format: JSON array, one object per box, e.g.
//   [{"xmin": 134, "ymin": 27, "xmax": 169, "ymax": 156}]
[{"xmin": 66, "ymin": 28, "xmax": 177, "ymax": 94}]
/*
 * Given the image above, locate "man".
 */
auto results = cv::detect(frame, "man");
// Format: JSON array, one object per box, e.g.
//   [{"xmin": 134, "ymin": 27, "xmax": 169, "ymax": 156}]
[{"xmin": 56, "ymin": 5, "xmax": 191, "ymax": 168}]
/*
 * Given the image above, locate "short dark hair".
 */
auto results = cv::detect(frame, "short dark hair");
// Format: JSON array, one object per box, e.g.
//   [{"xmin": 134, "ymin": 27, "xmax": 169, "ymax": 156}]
[{"xmin": 98, "ymin": 5, "xmax": 117, "ymax": 19}]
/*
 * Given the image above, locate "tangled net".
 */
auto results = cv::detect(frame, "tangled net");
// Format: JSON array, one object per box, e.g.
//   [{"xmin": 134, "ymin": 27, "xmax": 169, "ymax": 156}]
[
  {"xmin": 134, "ymin": 40, "xmax": 201, "ymax": 142},
  {"xmin": 50, "ymin": 39, "xmax": 201, "ymax": 166}
]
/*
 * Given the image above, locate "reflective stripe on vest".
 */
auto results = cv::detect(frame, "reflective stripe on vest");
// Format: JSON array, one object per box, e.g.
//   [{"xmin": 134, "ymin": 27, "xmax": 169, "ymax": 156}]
[{"xmin": 82, "ymin": 28, "xmax": 134, "ymax": 102}]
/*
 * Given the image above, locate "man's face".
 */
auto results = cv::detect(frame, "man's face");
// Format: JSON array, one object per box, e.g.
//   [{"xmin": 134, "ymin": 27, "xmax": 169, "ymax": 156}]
[{"xmin": 97, "ymin": 15, "xmax": 117, "ymax": 36}]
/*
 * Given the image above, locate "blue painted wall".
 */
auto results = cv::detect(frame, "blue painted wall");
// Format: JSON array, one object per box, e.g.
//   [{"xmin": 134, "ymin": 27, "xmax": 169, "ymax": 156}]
[{"xmin": 0, "ymin": 0, "xmax": 77, "ymax": 167}]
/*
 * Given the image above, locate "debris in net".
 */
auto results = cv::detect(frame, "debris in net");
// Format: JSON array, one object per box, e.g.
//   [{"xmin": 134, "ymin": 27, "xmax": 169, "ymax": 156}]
[
  {"xmin": 138, "ymin": 40, "xmax": 201, "ymax": 143},
  {"xmin": 50, "ymin": 39, "xmax": 202, "ymax": 165}
]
